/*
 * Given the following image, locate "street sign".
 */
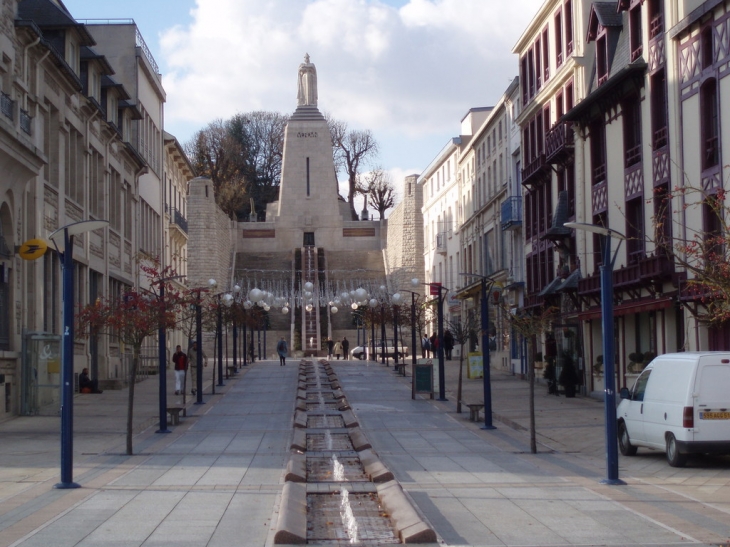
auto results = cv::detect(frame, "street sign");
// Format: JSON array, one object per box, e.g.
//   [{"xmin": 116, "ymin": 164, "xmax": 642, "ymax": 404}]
[
  {"xmin": 18, "ymin": 238, "xmax": 48, "ymax": 260},
  {"xmin": 429, "ymin": 282, "xmax": 441, "ymax": 296}
]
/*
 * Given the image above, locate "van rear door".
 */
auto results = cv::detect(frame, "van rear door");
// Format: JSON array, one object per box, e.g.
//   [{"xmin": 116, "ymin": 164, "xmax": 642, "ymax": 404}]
[{"xmin": 694, "ymin": 357, "xmax": 730, "ymax": 443}]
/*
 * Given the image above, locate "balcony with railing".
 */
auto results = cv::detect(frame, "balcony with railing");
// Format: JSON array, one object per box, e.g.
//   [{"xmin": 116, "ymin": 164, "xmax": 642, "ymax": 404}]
[
  {"xmin": 1, "ymin": 92, "xmax": 14, "ymax": 121},
  {"xmin": 578, "ymin": 253, "xmax": 675, "ymax": 298},
  {"xmin": 169, "ymin": 207, "xmax": 188, "ymax": 235},
  {"xmin": 545, "ymin": 122, "xmax": 574, "ymax": 164},
  {"xmin": 521, "ymin": 153, "xmax": 549, "ymax": 187},
  {"xmin": 501, "ymin": 196, "xmax": 522, "ymax": 231},
  {"xmin": 649, "ymin": 13, "xmax": 663, "ymax": 39},
  {"xmin": 652, "ymin": 126, "xmax": 667, "ymax": 150},
  {"xmin": 435, "ymin": 232, "xmax": 447, "ymax": 254}
]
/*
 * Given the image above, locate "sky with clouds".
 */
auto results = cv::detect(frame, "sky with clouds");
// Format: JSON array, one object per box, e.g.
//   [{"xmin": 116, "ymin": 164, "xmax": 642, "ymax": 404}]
[{"xmin": 63, "ymin": 0, "xmax": 544, "ymax": 201}]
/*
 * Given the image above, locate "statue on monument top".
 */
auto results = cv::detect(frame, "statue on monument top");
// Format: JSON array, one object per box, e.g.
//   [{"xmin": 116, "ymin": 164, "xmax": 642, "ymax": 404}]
[{"xmin": 297, "ymin": 53, "xmax": 318, "ymax": 107}]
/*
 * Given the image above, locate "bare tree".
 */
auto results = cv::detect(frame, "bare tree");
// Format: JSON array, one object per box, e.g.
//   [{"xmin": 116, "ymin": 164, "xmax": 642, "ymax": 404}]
[
  {"xmin": 328, "ymin": 117, "xmax": 379, "ymax": 220},
  {"xmin": 500, "ymin": 304, "xmax": 558, "ymax": 454},
  {"xmin": 446, "ymin": 314, "xmax": 481, "ymax": 414},
  {"xmin": 185, "ymin": 111, "xmax": 288, "ymax": 220},
  {"xmin": 650, "ymin": 184, "xmax": 730, "ymax": 326},
  {"xmin": 366, "ymin": 168, "xmax": 396, "ymax": 219}
]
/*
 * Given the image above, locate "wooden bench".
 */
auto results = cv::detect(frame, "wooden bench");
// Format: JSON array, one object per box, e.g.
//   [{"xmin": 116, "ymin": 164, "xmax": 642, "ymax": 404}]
[
  {"xmin": 460, "ymin": 401, "xmax": 485, "ymax": 422},
  {"xmin": 394, "ymin": 363, "xmax": 407, "ymax": 376},
  {"xmin": 167, "ymin": 407, "xmax": 183, "ymax": 425},
  {"xmin": 226, "ymin": 366, "xmax": 237, "ymax": 377}
]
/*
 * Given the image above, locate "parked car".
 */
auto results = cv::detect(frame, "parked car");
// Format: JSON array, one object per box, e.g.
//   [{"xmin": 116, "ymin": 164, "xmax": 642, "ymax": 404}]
[
  {"xmin": 617, "ymin": 352, "xmax": 730, "ymax": 467},
  {"xmin": 350, "ymin": 339, "xmax": 410, "ymax": 360}
]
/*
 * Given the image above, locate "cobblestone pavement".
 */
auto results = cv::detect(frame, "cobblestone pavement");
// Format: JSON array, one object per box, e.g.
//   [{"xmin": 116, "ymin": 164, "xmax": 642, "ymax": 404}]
[{"xmin": 0, "ymin": 358, "xmax": 727, "ymax": 547}]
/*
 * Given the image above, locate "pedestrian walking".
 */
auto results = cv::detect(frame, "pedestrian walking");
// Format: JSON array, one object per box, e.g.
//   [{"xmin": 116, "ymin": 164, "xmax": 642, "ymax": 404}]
[
  {"xmin": 276, "ymin": 337, "xmax": 288, "ymax": 366},
  {"xmin": 341, "ymin": 337, "xmax": 349, "ymax": 360},
  {"xmin": 172, "ymin": 345, "xmax": 187, "ymax": 395},
  {"xmin": 326, "ymin": 338, "xmax": 334, "ymax": 359},
  {"xmin": 188, "ymin": 341, "xmax": 207, "ymax": 395},
  {"xmin": 333, "ymin": 339, "xmax": 343, "ymax": 360},
  {"xmin": 443, "ymin": 330, "xmax": 454, "ymax": 360},
  {"xmin": 421, "ymin": 334, "xmax": 431, "ymax": 358},
  {"xmin": 430, "ymin": 333, "xmax": 439, "ymax": 356}
]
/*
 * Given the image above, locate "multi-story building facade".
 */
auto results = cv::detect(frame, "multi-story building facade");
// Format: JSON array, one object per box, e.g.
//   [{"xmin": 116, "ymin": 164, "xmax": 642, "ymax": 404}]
[
  {"xmin": 670, "ymin": 0, "xmax": 730, "ymax": 349},
  {"xmin": 420, "ymin": 108, "xmax": 491, "ymax": 344},
  {"xmin": 0, "ymin": 0, "xmax": 187, "ymax": 419},
  {"xmin": 513, "ymin": 0, "xmax": 586, "ymax": 388},
  {"xmin": 456, "ymin": 79, "xmax": 525, "ymax": 373},
  {"xmin": 513, "ymin": 0, "xmax": 730, "ymax": 396},
  {"xmin": 163, "ymin": 131, "xmax": 194, "ymax": 353}
]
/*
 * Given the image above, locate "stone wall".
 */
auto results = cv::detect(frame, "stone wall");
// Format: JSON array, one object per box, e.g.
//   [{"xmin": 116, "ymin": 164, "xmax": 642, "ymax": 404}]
[
  {"xmin": 384, "ymin": 174, "xmax": 424, "ymax": 289},
  {"xmin": 187, "ymin": 177, "xmax": 235, "ymax": 290}
]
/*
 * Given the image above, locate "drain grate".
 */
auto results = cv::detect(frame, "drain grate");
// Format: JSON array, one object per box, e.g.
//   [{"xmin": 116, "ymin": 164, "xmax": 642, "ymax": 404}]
[
  {"xmin": 306, "ymin": 402, "xmax": 339, "ymax": 411},
  {"xmin": 307, "ymin": 433, "xmax": 354, "ymax": 451},
  {"xmin": 307, "ymin": 455, "xmax": 369, "ymax": 482},
  {"xmin": 307, "ymin": 492, "xmax": 399, "ymax": 544},
  {"xmin": 307, "ymin": 415, "xmax": 345, "ymax": 429}
]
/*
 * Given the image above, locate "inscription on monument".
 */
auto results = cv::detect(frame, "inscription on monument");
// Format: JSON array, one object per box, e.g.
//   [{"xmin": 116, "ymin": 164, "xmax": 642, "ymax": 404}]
[{"xmin": 296, "ymin": 132, "xmax": 318, "ymax": 138}]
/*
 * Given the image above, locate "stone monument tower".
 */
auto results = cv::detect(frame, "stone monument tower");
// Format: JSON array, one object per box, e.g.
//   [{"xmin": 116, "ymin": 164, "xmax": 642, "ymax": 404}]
[
  {"xmin": 238, "ymin": 55, "xmax": 386, "ymax": 357},
  {"xmin": 271, "ymin": 54, "xmax": 345, "ymax": 249}
]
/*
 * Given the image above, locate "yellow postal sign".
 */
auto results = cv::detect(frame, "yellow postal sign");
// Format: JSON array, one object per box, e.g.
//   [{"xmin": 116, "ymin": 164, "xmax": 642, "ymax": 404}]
[{"xmin": 18, "ymin": 238, "xmax": 48, "ymax": 260}]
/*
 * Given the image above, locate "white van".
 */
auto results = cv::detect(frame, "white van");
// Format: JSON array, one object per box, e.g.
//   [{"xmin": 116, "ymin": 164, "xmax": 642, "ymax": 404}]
[{"xmin": 617, "ymin": 352, "xmax": 730, "ymax": 467}]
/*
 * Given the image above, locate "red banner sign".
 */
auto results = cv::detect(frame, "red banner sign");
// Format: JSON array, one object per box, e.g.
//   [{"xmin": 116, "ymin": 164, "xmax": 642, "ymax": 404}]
[{"xmin": 429, "ymin": 282, "xmax": 442, "ymax": 296}]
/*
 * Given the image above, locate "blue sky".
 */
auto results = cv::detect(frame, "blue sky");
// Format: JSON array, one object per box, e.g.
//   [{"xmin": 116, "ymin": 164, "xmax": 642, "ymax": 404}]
[{"xmin": 61, "ymin": 0, "xmax": 543, "ymax": 197}]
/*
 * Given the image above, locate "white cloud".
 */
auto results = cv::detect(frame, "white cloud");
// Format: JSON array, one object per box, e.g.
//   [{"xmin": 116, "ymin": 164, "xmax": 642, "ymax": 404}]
[{"xmin": 160, "ymin": 0, "xmax": 544, "ymax": 173}]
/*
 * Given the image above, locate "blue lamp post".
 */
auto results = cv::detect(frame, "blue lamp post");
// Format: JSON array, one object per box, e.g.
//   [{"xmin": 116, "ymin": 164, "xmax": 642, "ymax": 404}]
[
  {"xmin": 459, "ymin": 272, "xmax": 498, "ymax": 430},
  {"xmin": 49, "ymin": 220, "xmax": 108, "ymax": 489},
  {"xmin": 154, "ymin": 274, "xmax": 185, "ymax": 434},
  {"xmin": 565, "ymin": 222, "xmax": 626, "ymax": 485}
]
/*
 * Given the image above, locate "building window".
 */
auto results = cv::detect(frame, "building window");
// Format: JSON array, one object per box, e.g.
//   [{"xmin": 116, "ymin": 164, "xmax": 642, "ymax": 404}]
[
  {"xmin": 703, "ymin": 195, "xmax": 724, "ymax": 265},
  {"xmin": 700, "ymin": 79, "xmax": 719, "ymax": 170},
  {"xmin": 590, "ymin": 121, "xmax": 607, "ymax": 185},
  {"xmin": 648, "ymin": 0, "xmax": 663, "ymax": 38},
  {"xmin": 629, "ymin": 4, "xmax": 643, "ymax": 61},
  {"xmin": 542, "ymin": 27, "xmax": 550, "ymax": 83},
  {"xmin": 654, "ymin": 183, "xmax": 672, "ymax": 254},
  {"xmin": 558, "ymin": 163, "xmax": 576, "ymax": 218},
  {"xmin": 521, "ymin": 56, "xmax": 529, "ymax": 105},
  {"xmin": 528, "ymin": 47, "xmax": 535, "ymax": 98},
  {"xmin": 623, "ymin": 95, "xmax": 642, "ymax": 167},
  {"xmin": 701, "ymin": 25, "xmax": 714, "ymax": 70},
  {"xmin": 597, "ymin": 34, "xmax": 608, "ymax": 85},
  {"xmin": 651, "ymin": 69, "xmax": 668, "ymax": 149},
  {"xmin": 593, "ymin": 212, "xmax": 608, "ymax": 270},
  {"xmin": 535, "ymin": 39, "xmax": 542, "ymax": 91},
  {"xmin": 555, "ymin": 8, "xmax": 564, "ymax": 66},
  {"xmin": 564, "ymin": 0, "xmax": 574, "ymax": 56},
  {"xmin": 625, "ymin": 197, "xmax": 645, "ymax": 263}
]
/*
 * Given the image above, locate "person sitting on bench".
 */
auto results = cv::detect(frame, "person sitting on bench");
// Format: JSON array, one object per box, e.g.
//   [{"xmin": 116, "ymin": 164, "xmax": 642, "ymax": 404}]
[{"xmin": 79, "ymin": 368, "xmax": 102, "ymax": 393}]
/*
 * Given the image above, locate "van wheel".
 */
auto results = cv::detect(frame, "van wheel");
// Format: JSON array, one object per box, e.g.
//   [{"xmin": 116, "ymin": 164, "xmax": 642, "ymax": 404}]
[
  {"xmin": 666, "ymin": 433, "xmax": 688, "ymax": 467},
  {"xmin": 618, "ymin": 422, "xmax": 637, "ymax": 456}
]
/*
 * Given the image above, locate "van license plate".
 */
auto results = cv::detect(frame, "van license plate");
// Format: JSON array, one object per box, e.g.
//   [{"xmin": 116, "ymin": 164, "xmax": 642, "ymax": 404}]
[{"xmin": 699, "ymin": 411, "xmax": 730, "ymax": 420}]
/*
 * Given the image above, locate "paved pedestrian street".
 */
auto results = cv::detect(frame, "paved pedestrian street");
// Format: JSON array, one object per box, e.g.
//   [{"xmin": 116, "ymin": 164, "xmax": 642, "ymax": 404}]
[{"xmin": 0, "ymin": 359, "xmax": 728, "ymax": 546}]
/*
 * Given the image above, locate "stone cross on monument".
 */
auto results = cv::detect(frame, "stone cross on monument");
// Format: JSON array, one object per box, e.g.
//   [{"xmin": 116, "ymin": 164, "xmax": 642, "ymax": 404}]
[{"xmin": 297, "ymin": 53, "xmax": 317, "ymax": 107}]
